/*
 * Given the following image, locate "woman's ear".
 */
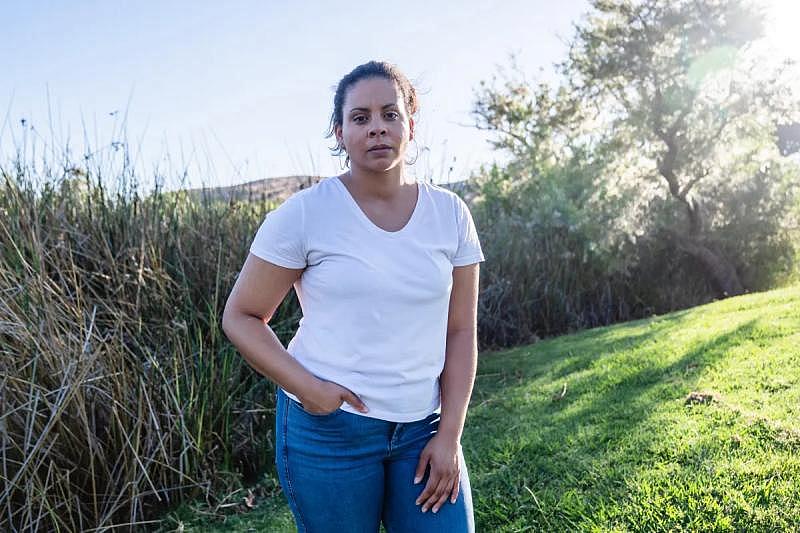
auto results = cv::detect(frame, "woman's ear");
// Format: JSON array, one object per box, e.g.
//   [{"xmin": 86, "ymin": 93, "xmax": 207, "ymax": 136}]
[{"xmin": 334, "ymin": 124, "xmax": 343, "ymax": 147}]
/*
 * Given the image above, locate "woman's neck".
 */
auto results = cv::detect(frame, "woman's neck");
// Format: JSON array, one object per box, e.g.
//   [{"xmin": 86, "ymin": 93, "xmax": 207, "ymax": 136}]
[{"xmin": 342, "ymin": 163, "xmax": 414, "ymax": 201}]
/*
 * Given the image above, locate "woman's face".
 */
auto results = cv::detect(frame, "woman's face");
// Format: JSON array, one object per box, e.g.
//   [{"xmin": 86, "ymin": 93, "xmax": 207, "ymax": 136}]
[{"xmin": 335, "ymin": 76, "xmax": 414, "ymax": 173}]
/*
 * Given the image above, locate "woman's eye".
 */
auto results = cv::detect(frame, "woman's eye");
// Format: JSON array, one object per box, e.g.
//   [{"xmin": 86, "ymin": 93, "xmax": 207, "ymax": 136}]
[
  {"xmin": 353, "ymin": 115, "xmax": 367, "ymax": 123},
  {"xmin": 385, "ymin": 112, "xmax": 399, "ymax": 120}
]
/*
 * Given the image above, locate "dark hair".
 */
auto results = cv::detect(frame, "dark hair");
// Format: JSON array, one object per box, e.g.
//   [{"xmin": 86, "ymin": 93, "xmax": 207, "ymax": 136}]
[{"xmin": 326, "ymin": 61, "xmax": 419, "ymax": 160}]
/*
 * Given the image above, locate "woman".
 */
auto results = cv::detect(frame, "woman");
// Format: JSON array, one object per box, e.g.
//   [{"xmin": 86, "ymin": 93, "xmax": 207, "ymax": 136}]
[{"xmin": 222, "ymin": 60, "xmax": 483, "ymax": 532}]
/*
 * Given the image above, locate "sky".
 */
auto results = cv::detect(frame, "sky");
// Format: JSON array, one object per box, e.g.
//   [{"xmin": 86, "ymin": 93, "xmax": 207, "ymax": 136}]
[{"xmin": 1, "ymin": 1, "xmax": 797, "ymax": 192}]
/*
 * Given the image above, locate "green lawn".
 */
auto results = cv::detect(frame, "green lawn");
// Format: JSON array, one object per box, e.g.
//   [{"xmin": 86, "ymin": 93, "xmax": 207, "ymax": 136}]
[{"xmin": 161, "ymin": 284, "xmax": 800, "ymax": 531}]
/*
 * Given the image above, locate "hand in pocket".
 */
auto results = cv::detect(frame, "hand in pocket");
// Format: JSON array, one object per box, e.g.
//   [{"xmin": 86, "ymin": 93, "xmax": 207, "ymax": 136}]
[{"xmin": 297, "ymin": 378, "xmax": 369, "ymax": 415}]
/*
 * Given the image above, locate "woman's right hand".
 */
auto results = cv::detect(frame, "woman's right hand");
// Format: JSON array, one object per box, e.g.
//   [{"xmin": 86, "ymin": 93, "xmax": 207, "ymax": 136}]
[{"xmin": 297, "ymin": 378, "xmax": 369, "ymax": 415}]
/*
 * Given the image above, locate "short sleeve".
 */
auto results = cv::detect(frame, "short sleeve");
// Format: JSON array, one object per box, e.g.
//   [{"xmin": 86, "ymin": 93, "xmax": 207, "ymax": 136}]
[
  {"xmin": 249, "ymin": 194, "xmax": 307, "ymax": 268},
  {"xmin": 451, "ymin": 195, "xmax": 485, "ymax": 267}
]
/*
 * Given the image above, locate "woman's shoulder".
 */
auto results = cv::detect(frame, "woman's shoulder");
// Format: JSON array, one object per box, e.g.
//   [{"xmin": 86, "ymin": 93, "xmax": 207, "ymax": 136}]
[
  {"xmin": 420, "ymin": 181, "xmax": 473, "ymax": 216},
  {"xmin": 419, "ymin": 180, "xmax": 460, "ymax": 203},
  {"xmin": 280, "ymin": 176, "xmax": 339, "ymax": 206}
]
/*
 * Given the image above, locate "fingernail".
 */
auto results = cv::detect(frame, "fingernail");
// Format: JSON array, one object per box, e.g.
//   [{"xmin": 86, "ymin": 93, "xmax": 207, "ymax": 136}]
[
  {"xmin": 433, "ymin": 507, "xmax": 439, "ymax": 513},
  {"xmin": 413, "ymin": 476, "xmax": 421, "ymax": 484}
]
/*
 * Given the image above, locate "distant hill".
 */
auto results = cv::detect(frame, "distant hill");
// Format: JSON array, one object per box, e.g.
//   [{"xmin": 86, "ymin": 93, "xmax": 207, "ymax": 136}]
[
  {"xmin": 183, "ymin": 175, "xmax": 324, "ymax": 204},
  {"xmin": 183, "ymin": 175, "xmax": 478, "ymax": 205}
]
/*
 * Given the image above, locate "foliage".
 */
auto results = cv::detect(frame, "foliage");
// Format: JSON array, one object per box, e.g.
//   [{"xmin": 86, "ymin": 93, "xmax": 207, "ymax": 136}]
[
  {"xmin": 564, "ymin": 0, "xmax": 799, "ymax": 294},
  {"xmin": 0, "ymin": 150, "xmax": 294, "ymax": 531},
  {"xmin": 469, "ymin": 0, "xmax": 800, "ymax": 346}
]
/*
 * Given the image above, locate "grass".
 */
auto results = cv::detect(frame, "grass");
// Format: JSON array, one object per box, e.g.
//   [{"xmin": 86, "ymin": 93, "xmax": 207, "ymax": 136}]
[{"xmin": 161, "ymin": 284, "xmax": 800, "ymax": 531}]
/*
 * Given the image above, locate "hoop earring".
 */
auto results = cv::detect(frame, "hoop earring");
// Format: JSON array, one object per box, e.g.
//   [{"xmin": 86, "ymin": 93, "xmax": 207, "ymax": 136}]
[
  {"xmin": 336, "ymin": 140, "xmax": 350, "ymax": 169},
  {"xmin": 405, "ymin": 138, "xmax": 420, "ymax": 165}
]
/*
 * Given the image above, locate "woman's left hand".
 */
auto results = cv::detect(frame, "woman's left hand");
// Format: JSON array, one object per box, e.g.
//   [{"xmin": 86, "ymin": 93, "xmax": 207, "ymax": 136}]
[{"xmin": 413, "ymin": 432, "xmax": 461, "ymax": 513}]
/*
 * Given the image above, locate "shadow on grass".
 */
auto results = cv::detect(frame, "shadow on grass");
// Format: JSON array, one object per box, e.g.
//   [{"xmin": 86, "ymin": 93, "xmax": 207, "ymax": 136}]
[
  {"xmin": 161, "ymin": 286, "xmax": 800, "ymax": 531},
  {"xmin": 467, "ymin": 312, "xmax": 768, "ymax": 531}
]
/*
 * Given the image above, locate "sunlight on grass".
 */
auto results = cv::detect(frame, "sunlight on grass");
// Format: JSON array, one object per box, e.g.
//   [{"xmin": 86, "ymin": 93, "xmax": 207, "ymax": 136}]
[{"xmin": 168, "ymin": 285, "xmax": 800, "ymax": 531}]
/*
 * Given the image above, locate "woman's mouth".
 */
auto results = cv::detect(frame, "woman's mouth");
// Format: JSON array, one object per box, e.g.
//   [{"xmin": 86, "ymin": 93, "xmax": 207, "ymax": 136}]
[{"xmin": 368, "ymin": 145, "xmax": 392, "ymax": 153}]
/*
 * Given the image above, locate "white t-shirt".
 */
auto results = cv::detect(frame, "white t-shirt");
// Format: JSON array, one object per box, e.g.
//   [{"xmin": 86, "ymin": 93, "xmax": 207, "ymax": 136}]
[{"xmin": 248, "ymin": 175, "xmax": 485, "ymax": 422}]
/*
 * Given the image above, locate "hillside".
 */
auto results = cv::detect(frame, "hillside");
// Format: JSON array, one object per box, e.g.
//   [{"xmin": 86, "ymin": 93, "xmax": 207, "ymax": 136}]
[
  {"xmin": 182, "ymin": 175, "xmax": 476, "ymax": 205},
  {"xmin": 162, "ymin": 285, "xmax": 800, "ymax": 532}
]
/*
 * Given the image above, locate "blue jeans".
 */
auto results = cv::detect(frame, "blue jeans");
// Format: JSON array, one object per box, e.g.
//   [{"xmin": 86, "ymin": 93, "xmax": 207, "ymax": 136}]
[{"xmin": 275, "ymin": 387, "xmax": 475, "ymax": 532}]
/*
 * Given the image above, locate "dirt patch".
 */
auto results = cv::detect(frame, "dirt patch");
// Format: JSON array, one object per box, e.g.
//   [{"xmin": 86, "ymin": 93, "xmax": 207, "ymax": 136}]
[{"xmin": 684, "ymin": 391, "xmax": 721, "ymax": 405}]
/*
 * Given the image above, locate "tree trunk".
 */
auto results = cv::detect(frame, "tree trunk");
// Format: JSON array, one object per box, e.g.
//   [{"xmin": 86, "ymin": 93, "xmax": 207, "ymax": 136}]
[
  {"xmin": 655, "ymin": 125, "xmax": 745, "ymax": 298},
  {"xmin": 675, "ymin": 236, "xmax": 744, "ymax": 297},
  {"xmin": 681, "ymin": 198, "xmax": 744, "ymax": 297}
]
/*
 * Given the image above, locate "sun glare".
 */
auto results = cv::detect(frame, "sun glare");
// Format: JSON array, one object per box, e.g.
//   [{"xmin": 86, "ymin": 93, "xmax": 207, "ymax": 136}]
[
  {"xmin": 763, "ymin": 0, "xmax": 800, "ymax": 61},
  {"xmin": 761, "ymin": 0, "xmax": 800, "ymax": 90}
]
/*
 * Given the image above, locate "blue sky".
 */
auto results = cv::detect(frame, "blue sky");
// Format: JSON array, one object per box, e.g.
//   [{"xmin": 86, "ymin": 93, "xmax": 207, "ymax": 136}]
[
  {"xmin": 2, "ymin": 1, "xmax": 796, "ymax": 192},
  {"xmin": 1, "ymin": 1, "xmax": 589, "ymax": 191}
]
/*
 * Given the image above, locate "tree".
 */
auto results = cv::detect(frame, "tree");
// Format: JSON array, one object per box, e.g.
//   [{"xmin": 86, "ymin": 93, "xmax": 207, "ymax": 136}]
[{"xmin": 561, "ymin": 0, "xmax": 798, "ymax": 296}]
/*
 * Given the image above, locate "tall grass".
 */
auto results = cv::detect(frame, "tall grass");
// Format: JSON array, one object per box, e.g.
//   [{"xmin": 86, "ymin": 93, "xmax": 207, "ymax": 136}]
[{"xmin": 0, "ymin": 146, "xmax": 298, "ymax": 530}]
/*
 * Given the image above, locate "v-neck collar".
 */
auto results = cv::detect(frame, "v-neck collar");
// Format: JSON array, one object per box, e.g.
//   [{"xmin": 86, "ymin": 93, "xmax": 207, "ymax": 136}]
[{"xmin": 333, "ymin": 175, "xmax": 423, "ymax": 238}]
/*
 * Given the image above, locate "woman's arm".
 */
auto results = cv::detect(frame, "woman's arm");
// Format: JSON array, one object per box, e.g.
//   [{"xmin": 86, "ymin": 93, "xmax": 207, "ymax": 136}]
[
  {"xmin": 221, "ymin": 254, "xmax": 367, "ymax": 413},
  {"xmin": 221, "ymin": 253, "xmax": 319, "ymax": 399},
  {"xmin": 413, "ymin": 262, "xmax": 480, "ymax": 513},
  {"xmin": 439, "ymin": 262, "xmax": 480, "ymax": 442}
]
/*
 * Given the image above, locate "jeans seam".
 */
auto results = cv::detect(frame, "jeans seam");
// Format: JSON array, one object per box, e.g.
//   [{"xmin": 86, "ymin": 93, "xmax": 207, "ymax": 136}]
[{"xmin": 281, "ymin": 391, "xmax": 308, "ymax": 532}]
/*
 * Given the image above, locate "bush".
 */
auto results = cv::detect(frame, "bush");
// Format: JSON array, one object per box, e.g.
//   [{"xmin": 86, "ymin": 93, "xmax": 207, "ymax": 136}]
[{"xmin": 468, "ymin": 149, "xmax": 799, "ymax": 348}]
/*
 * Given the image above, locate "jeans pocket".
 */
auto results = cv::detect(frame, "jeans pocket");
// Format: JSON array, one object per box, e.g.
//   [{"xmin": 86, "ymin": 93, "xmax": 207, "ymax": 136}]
[{"xmin": 289, "ymin": 397, "xmax": 342, "ymax": 419}]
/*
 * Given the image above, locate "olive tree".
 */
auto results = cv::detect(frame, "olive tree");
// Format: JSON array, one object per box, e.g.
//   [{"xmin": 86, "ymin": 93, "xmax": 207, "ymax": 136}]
[{"xmin": 562, "ymin": 0, "xmax": 798, "ymax": 296}]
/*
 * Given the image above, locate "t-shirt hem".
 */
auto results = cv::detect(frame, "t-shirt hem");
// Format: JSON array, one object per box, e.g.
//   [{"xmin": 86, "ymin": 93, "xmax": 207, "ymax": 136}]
[
  {"xmin": 338, "ymin": 402, "xmax": 442, "ymax": 423},
  {"xmin": 249, "ymin": 248, "xmax": 306, "ymax": 269},
  {"xmin": 281, "ymin": 388, "xmax": 441, "ymax": 423},
  {"xmin": 452, "ymin": 253, "xmax": 485, "ymax": 267}
]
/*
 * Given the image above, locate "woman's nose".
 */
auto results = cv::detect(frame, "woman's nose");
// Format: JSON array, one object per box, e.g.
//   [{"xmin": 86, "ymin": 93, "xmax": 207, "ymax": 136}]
[{"xmin": 368, "ymin": 123, "xmax": 387, "ymax": 137}]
